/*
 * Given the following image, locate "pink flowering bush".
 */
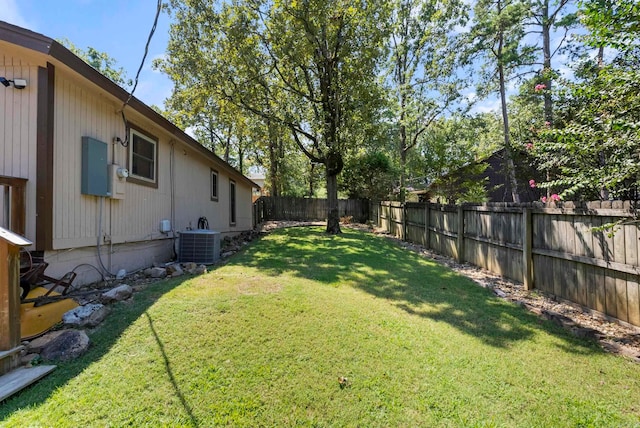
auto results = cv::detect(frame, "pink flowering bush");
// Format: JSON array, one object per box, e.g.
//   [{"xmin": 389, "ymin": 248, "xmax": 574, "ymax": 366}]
[
  {"xmin": 534, "ymin": 83, "xmax": 547, "ymax": 91},
  {"xmin": 529, "ymin": 179, "xmax": 536, "ymax": 188},
  {"xmin": 541, "ymin": 194, "xmax": 561, "ymax": 204},
  {"xmin": 526, "ymin": 142, "xmax": 534, "ymax": 150}
]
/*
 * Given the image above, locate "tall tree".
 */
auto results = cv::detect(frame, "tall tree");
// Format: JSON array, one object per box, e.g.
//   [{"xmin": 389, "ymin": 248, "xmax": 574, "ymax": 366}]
[
  {"xmin": 387, "ymin": 0, "xmax": 465, "ymax": 202},
  {"xmin": 579, "ymin": 0, "xmax": 640, "ymax": 55},
  {"xmin": 162, "ymin": 0, "xmax": 389, "ymax": 234},
  {"xmin": 528, "ymin": 0, "xmax": 576, "ymax": 125},
  {"xmin": 467, "ymin": 0, "xmax": 534, "ymax": 202},
  {"xmin": 157, "ymin": 2, "xmax": 284, "ymax": 191},
  {"xmin": 531, "ymin": 0, "xmax": 640, "ymax": 200}
]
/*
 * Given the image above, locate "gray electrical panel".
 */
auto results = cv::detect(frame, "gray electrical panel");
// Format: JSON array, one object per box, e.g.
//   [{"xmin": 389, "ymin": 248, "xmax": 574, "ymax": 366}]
[{"xmin": 81, "ymin": 136, "xmax": 110, "ymax": 197}]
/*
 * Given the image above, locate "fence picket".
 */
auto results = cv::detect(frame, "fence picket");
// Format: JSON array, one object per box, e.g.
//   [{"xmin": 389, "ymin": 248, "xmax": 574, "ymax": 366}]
[
  {"xmin": 253, "ymin": 197, "xmax": 640, "ymax": 328},
  {"xmin": 366, "ymin": 200, "xmax": 640, "ymax": 328}
]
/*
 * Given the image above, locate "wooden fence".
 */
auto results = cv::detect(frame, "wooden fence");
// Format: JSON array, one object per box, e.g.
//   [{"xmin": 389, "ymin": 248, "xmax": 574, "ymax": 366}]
[
  {"xmin": 373, "ymin": 200, "xmax": 640, "ymax": 328},
  {"xmin": 254, "ymin": 196, "xmax": 369, "ymax": 225}
]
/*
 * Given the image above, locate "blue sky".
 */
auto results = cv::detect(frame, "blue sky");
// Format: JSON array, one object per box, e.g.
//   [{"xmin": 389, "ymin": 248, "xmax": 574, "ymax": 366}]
[
  {"xmin": 0, "ymin": 0, "xmax": 173, "ymax": 107},
  {"xmin": 0, "ymin": 0, "xmax": 581, "ymax": 116},
  {"xmin": 0, "ymin": 0, "xmax": 503, "ymax": 114}
]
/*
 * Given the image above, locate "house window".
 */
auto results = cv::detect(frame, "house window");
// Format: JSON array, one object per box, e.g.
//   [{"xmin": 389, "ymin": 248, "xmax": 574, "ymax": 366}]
[
  {"xmin": 128, "ymin": 126, "xmax": 158, "ymax": 187},
  {"xmin": 211, "ymin": 169, "xmax": 219, "ymax": 201},
  {"xmin": 229, "ymin": 180, "xmax": 236, "ymax": 226}
]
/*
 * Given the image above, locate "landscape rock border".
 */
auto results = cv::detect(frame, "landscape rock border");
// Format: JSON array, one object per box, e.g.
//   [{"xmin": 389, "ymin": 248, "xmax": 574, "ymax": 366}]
[
  {"xmin": 20, "ymin": 221, "xmax": 640, "ymax": 366},
  {"xmin": 19, "ymin": 228, "xmax": 264, "ymax": 365}
]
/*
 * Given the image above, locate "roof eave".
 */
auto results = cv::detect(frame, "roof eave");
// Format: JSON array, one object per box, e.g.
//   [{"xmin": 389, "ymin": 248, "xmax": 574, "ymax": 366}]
[{"xmin": 0, "ymin": 20, "xmax": 258, "ymax": 190}]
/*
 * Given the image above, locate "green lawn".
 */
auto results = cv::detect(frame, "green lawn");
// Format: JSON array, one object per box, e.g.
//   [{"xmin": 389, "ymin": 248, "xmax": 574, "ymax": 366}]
[{"xmin": 2, "ymin": 227, "xmax": 639, "ymax": 427}]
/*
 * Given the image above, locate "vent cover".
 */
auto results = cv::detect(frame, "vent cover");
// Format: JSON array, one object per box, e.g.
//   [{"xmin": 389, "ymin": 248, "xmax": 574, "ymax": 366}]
[{"xmin": 178, "ymin": 230, "xmax": 220, "ymax": 264}]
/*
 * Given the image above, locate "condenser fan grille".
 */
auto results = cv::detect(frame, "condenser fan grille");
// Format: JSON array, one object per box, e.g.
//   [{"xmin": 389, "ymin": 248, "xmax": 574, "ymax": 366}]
[{"xmin": 178, "ymin": 230, "xmax": 220, "ymax": 264}]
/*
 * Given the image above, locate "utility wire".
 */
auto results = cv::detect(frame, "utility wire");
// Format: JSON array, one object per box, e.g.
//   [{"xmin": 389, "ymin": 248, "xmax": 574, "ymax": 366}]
[{"xmin": 120, "ymin": 0, "xmax": 163, "ymax": 147}]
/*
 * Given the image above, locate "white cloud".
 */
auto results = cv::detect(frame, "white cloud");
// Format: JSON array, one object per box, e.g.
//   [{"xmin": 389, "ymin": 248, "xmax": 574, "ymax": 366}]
[
  {"xmin": 464, "ymin": 92, "xmax": 477, "ymax": 103},
  {"xmin": 133, "ymin": 72, "xmax": 173, "ymax": 108},
  {"xmin": 0, "ymin": 0, "xmax": 32, "ymax": 28},
  {"xmin": 471, "ymin": 97, "xmax": 501, "ymax": 114}
]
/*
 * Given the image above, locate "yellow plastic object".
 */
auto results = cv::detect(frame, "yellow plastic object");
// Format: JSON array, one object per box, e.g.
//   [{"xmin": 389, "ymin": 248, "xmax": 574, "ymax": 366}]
[{"xmin": 20, "ymin": 287, "xmax": 78, "ymax": 340}]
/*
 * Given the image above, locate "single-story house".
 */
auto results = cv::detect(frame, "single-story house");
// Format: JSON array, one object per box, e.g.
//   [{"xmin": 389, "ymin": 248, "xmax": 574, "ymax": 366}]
[{"xmin": 0, "ymin": 21, "xmax": 258, "ymax": 285}]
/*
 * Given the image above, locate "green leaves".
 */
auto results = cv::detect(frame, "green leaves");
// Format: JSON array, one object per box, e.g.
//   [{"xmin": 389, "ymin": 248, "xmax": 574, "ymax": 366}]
[
  {"xmin": 340, "ymin": 152, "xmax": 396, "ymax": 200},
  {"xmin": 579, "ymin": 0, "xmax": 640, "ymax": 54},
  {"xmin": 58, "ymin": 38, "xmax": 132, "ymax": 88},
  {"xmin": 532, "ymin": 64, "xmax": 640, "ymax": 199}
]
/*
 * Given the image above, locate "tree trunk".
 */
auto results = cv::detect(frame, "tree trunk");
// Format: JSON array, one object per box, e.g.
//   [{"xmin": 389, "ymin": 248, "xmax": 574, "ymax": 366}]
[
  {"xmin": 541, "ymin": 0, "xmax": 553, "ymax": 199},
  {"xmin": 497, "ymin": 33, "xmax": 520, "ymax": 203},
  {"xmin": 224, "ymin": 137, "xmax": 231, "ymax": 163},
  {"xmin": 541, "ymin": 0, "xmax": 553, "ymax": 125},
  {"xmin": 309, "ymin": 162, "xmax": 315, "ymax": 197},
  {"xmin": 326, "ymin": 172, "xmax": 341, "ymax": 234},
  {"xmin": 400, "ymin": 146, "xmax": 407, "ymax": 202},
  {"xmin": 398, "ymin": 85, "xmax": 408, "ymax": 202},
  {"xmin": 267, "ymin": 120, "xmax": 279, "ymax": 197},
  {"xmin": 325, "ymin": 151, "xmax": 343, "ymax": 234}
]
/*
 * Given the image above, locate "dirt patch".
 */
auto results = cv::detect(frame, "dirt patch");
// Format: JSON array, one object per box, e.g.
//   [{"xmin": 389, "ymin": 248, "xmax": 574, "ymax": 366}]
[{"xmin": 258, "ymin": 220, "xmax": 326, "ymax": 232}]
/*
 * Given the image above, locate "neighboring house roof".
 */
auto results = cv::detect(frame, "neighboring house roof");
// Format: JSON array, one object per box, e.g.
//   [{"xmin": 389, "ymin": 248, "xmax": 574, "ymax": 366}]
[
  {"xmin": 0, "ymin": 20, "xmax": 258, "ymax": 190},
  {"xmin": 429, "ymin": 148, "xmax": 542, "ymax": 203}
]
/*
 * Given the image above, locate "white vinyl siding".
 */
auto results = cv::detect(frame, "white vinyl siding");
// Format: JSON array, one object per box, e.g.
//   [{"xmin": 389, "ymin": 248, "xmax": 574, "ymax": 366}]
[{"xmin": 0, "ymin": 57, "xmax": 41, "ymax": 242}]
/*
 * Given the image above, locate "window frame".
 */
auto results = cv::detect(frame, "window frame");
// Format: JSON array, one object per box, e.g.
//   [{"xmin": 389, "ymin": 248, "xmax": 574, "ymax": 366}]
[
  {"xmin": 211, "ymin": 169, "xmax": 219, "ymax": 201},
  {"xmin": 229, "ymin": 179, "xmax": 236, "ymax": 226},
  {"xmin": 127, "ymin": 124, "xmax": 158, "ymax": 188}
]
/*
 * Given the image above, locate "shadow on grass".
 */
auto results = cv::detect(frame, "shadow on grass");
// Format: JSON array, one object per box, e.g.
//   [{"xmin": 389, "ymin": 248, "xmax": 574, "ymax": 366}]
[
  {"xmin": 145, "ymin": 312, "xmax": 199, "ymax": 427},
  {"xmin": 238, "ymin": 226, "xmax": 598, "ymax": 353},
  {"xmin": 0, "ymin": 277, "xmax": 189, "ymax": 417}
]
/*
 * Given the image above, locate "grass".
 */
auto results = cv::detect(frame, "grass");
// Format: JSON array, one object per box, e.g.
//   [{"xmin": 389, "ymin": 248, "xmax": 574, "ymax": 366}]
[{"xmin": 1, "ymin": 226, "xmax": 639, "ymax": 426}]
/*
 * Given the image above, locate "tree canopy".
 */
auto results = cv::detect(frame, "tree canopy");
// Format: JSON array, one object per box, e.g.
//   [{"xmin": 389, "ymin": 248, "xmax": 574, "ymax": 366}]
[
  {"xmin": 59, "ymin": 39, "xmax": 132, "ymax": 88},
  {"xmin": 152, "ymin": 0, "xmax": 640, "ymax": 209}
]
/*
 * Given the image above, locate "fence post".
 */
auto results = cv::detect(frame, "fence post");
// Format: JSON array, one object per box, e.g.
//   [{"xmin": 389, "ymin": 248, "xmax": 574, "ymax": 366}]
[
  {"xmin": 400, "ymin": 203, "xmax": 405, "ymax": 241},
  {"xmin": 456, "ymin": 205, "xmax": 465, "ymax": 263},
  {"xmin": 523, "ymin": 207, "xmax": 533, "ymax": 290},
  {"xmin": 424, "ymin": 203, "xmax": 430, "ymax": 249},
  {"xmin": 387, "ymin": 203, "xmax": 391, "ymax": 234}
]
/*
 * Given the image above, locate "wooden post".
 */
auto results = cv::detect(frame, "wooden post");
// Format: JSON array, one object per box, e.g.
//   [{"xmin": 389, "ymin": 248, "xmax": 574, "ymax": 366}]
[
  {"xmin": 402, "ymin": 203, "xmax": 407, "ymax": 241},
  {"xmin": 386, "ymin": 203, "xmax": 391, "ymax": 234},
  {"xmin": 0, "ymin": 228, "xmax": 32, "ymax": 375},
  {"xmin": 425, "ymin": 203, "xmax": 430, "ymax": 249},
  {"xmin": 522, "ymin": 208, "xmax": 533, "ymax": 290},
  {"xmin": 456, "ymin": 206, "xmax": 465, "ymax": 263}
]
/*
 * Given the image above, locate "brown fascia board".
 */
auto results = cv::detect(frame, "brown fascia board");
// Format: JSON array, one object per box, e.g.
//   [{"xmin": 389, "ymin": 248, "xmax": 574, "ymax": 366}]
[{"xmin": 0, "ymin": 20, "xmax": 259, "ymax": 190}]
